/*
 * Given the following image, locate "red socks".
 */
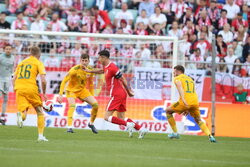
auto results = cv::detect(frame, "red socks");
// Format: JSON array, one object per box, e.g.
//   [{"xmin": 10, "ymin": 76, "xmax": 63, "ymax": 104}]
[
  {"xmin": 108, "ymin": 116, "xmax": 127, "ymax": 126},
  {"xmin": 126, "ymin": 118, "xmax": 141, "ymax": 130}
]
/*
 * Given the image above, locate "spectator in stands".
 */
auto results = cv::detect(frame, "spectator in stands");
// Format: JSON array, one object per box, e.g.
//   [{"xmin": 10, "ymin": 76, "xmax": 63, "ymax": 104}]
[
  {"xmin": 71, "ymin": 43, "xmax": 82, "ymax": 57},
  {"xmin": 102, "ymin": 24, "xmax": 113, "ymax": 34},
  {"xmin": 197, "ymin": 25, "xmax": 213, "ymax": 43},
  {"xmin": 149, "ymin": 6, "xmax": 167, "ymax": 32},
  {"xmin": 8, "ymin": 0, "xmax": 26, "ymax": 14},
  {"xmin": 225, "ymin": 47, "xmax": 238, "ymax": 73},
  {"xmin": 134, "ymin": 22, "xmax": 148, "ymax": 35},
  {"xmin": 207, "ymin": 0, "xmax": 221, "ymax": 27},
  {"xmin": 135, "ymin": 9, "xmax": 149, "ymax": 30},
  {"xmin": 48, "ymin": 13, "xmax": 68, "ymax": 32},
  {"xmin": 196, "ymin": 10, "xmax": 212, "ymax": 29},
  {"xmin": 182, "ymin": 19, "xmax": 195, "ymax": 36},
  {"xmin": 179, "ymin": 34, "xmax": 191, "ymax": 57},
  {"xmin": 231, "ymin": 13, "xmax": 248, "ymax": 32},
  {"xmin": 155, "ymin": 44, "xmax": 165, "ymax": 59},
  {"xmin": 159, "ymin": 0, "xmax": 175, "ymax": 25},
  {"xmin": 30, "ymin": 14, "xmax": 45, "ymax": 32},
  {"xmin": 242, "ymin": 4, "xmax": 248, "ymax": 21},
  {"xmin": 231, "ymin": 40, "xmax": 243, "ymax": 58},
  {"xmin": 232, "ymin": 58, "xmax": 244, "ymax": 77},
  {"xmin": 216, "ymin": 34, "xmax": 227, "ymax": 57},
  {"xmin": 114, "ymin": 3, "xmax": 133, "ymax": 28},
  {"xmin": 179, "ymin": 7, "xmax": 195, "ymax": 26},
  {"xmin": 138, "ymin": 0, "xmax": 155, "ymax": 17},
  {"xmin": 194, "ymin": 32, "xmax": 211, "ymax": 58},
  {"xmin": 72, "ymin": 0, "xmax": 84, "ymax": 11},
  {"xmin": 0, "ymin": 12, "xmax": 10, "ymax": 29},
  {"xmin": 120, "ymin": 19, "xmax": 133, "ymax": 34},
  {"xmin": 143, "ymin": 55, "xmax": 161, "ymax": 68},
  {"xmin": 139, "ymin": 43, "xmax": 151, "ymax": 59},
  {"xmin": 242, "ymin": 54, "xmax": 250, "ymax": 77},
  {"xmin": 60, "ymin": 49, "xmax": 77, "ymax": 69},
  {"xmin": 171, "ymin": 0, "xmax": 187, "ymax": 20},
  {"xmin": 242, "ymin": 36, "xmax": 250, "ymax": 62},
  {"xmin": 217, "ymin": 57, "xmax": 228, "ymax": 72},
  {"xmin": 189, "ymin": 48, "xmax": 204, "ymax": 69},
  {"xmin": 185, "ymin": 55, "xmax": 196, "ymax": 69},
  {"xmin": 218, "ymin": 23, "xmax": 233, "ymax": 44},
  {"xmin": 58, "ymin": 0, "xmax": 73, "ymax": 18},
  {"xmin": 234, "ymin": 25, "xmax": 248, "ymax": 44},
  {"xmin": 151, "ymin": 23, "xmax": 164, "ymax": 36},
  {"xmin": 217, "ymin": 9, "xmax": 229, "ymax": 31},
  {"xmin": 24, "ymin": 0, "xmax": 40, "ymax": 16},
  {"xmin": 91, "ymin": 6, "xmax": 112, "ymax": 31},
  {"xmin": 11, "ymin": 12, "xmax": 28, "ymax": 30},
  {"xmin": 66, "ymin": 8, "xmax": 80, "ymax": 32},
  {"xmin": 44, "ymin": 48, "xmax": 60, "ymax": 68},
  {"xmin": 223, "ymin": 0, "xmax": 240, "ymax": 20},
  {"xmin": 93, "ymin": 0, "xmax": 112, "ymax": 11},
  {"xmin": 194, "ymin": 0, "xmax": 207, "ymax": 19},
  {"xmin": 233, "ymin": 84, "xmax": 248, "ymax": 104},
  {"xmin": 167, "ymin": 21, "xmax": 183, "ymax": 39}
]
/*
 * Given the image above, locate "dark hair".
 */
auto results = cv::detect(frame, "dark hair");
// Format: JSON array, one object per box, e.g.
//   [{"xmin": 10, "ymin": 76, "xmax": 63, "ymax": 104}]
[
  {"xmin": 81, "ymin": 54, "xmax": 89, "ymax": 60},
  {"xmin": 98, "ymin": 50, "xmax": 110, "ymax": 58},
  {"xmin": 221, "ymin": 9, "xmax": 227, "ymax": 14},
  {"xmin": 4, "ymin": 43, "xmax": 12, "ymax": 49},
  {"xmin": 92, "ymin": 6, "xmax": 99, "ymax": 10},
  {"xmin": 174, "ymin": 65, "xmax": 185, "ymax": 73}
]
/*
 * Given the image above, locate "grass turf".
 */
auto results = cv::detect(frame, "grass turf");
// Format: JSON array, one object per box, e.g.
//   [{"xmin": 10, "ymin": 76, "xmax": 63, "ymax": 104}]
[{"xmin": 0, "ymin": 126, "xmax": 250, "ymax": 167}]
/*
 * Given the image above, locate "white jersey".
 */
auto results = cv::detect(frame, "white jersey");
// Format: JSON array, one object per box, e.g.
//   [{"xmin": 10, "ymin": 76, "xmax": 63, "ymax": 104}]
[{"xmin": 0, "ymin": 53, "xmax": 14, "ymax": 93}]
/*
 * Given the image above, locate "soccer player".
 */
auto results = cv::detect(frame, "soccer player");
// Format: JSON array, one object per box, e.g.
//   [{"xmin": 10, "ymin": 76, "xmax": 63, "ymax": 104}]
[
  {"xmin": 84, "ymin": 50, "xmax": 147, "ymax": 139},
  {"xmin": 12, "ymin": 46, "xmax": 48, "ymax": 141},
  {"xmin": 165, "ymin": 65, "xmax": 216, "ymax": 142},
  {"xmin": 0, "ymin": 44, "xmax": 14, "ymax": 125},
  {"xmin": 58, "ymin": 54, "xmax": 98, "ymax": 134}
]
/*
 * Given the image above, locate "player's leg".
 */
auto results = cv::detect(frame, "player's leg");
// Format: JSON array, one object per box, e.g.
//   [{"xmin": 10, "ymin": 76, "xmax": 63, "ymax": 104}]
[
  {"xmin": 16, "ymin": 90, "xmax": 30, "ymax": 128},
  {"xmin": 34, "ymin": 106, "xmax": 48, "ymax": 141},
  {"xmin": 67, "ymin": 97, "xmax": 76, "ymax": 133},
  {"xmin": 82, "ymin": 96, "xmax": 99, "ymax": 134},
  {"xmin": 190, "ymin": 107, "xmax": 216, "ymax": 143},
  {"xmin": 0, "ymin": 90, "xmax": 7, "ymax": 125}
]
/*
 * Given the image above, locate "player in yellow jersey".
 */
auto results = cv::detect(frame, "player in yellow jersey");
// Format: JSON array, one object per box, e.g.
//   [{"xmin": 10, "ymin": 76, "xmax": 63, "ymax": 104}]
[
  {"xmin": 12, "ymin": 46, "xmax": 48, "ymax": 142},
  {"xmin": 58, "ymin": 54, "xmax": 98, "ymax": 134},
  {"xmin": 165, "ymin": 65, "xmax": 216, "ymax": 142}
]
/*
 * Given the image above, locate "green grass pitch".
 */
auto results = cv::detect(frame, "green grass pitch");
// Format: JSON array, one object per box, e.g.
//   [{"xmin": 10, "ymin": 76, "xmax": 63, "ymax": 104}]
[{"xmin": 0, "ymin": 126, "xmax": 250, "ymax": 167}]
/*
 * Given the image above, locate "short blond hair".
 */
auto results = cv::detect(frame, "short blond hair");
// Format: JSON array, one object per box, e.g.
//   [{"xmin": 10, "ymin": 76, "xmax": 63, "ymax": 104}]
[{"xmin": 30, "ymin": 46, "xmax": 41, "ymax": 56}]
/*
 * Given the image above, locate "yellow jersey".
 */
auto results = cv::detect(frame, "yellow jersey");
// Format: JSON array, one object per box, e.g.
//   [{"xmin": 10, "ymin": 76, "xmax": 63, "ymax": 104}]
[
  {"xmin": 59, "ymin": 65, "xmax": 94, "ymax": 95},
  {"xmin": 174, "ymin": 74, "xmax": 199, "ymax": 105},
  {"xmin": 14, "ymin": 56, "xmax": 46, "ymax": 92}
]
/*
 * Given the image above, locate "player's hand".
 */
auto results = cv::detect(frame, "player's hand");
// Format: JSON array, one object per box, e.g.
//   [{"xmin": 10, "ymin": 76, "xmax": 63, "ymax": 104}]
[
  {"xmin": 128, "ymin": 89, "xmax": 134, "ymax": 97},
  {"xmin": 43, "ymin": 94, "xmax": 48, "ymax": 102},
  {"xmin": 58, "ymin": 95, "xmax": 63, "ymax": 104}
]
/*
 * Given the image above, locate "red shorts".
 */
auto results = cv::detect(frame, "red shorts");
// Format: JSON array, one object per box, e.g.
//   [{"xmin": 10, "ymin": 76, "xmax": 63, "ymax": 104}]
[{"xmin": 106, "ymin": 93, "xmax": 127, "ymax": 112}]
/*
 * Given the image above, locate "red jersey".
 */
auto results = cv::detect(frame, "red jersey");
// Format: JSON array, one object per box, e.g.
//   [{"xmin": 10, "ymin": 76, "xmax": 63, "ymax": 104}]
[{"xmin": 104, "ymin": 62, "xmax": 126, "ymax": 96}]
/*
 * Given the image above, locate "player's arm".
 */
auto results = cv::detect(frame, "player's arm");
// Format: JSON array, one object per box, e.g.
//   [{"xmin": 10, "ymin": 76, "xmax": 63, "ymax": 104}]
[
  {"xmin": 118, "ymin": 73, "xmax": 134, "ymax": 97},
  {"xmin": 83, "ymin": 67, "xmax": 104, "ymax": 74},
  {"xmin": 175, "ymin": 80, "xmax": 188, "ymax": 106},
  {"xmin": 58, "ymin": 72, "xmax": 71, "ymax": 103},
  {"xmin": 40, "ymin": 74, "xmax": 47, "ymax": 101}
]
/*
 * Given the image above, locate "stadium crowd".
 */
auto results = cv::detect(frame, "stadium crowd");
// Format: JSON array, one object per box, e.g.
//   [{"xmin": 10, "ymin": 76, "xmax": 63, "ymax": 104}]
[{"xmin": 0, "ymin": 0, "xmax": 249, "ymax": 76}]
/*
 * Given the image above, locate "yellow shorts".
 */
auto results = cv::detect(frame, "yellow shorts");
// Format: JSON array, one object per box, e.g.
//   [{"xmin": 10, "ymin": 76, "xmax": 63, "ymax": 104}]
[
  {"xmin": 16, "ymin": 90, "xmax": 42, "ymax": 112},
  {"xmin": 66, "ymin": 89, "xmax": 92, "ymax": 100},
  {"xmin": 170, "ymin": 101, "xmax": 200, "ymax": 118}
]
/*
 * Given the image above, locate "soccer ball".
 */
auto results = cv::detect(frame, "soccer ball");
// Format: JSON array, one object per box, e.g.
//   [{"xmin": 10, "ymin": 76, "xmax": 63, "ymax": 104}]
[{"xmin": 43, "ymin": 101, "xmax": 53, "ymax": 112}]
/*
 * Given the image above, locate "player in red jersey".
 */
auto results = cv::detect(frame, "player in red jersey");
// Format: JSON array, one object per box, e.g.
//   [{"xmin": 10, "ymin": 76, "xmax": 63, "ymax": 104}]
[{"xmin": 85, "ymin": 50, "xmax": 147, "ymax": 138}]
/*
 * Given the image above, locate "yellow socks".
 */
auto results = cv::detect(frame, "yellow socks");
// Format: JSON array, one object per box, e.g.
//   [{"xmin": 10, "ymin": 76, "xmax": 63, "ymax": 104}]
[
  {"xmin": 167, "ymin": 114, "xmax": 177, "ymax": 133},
  {"xmin": 199, "ymin": 122, "xmax": 211, "ymax": 136},
  {"xmin": 37, "ymin": 113, "xmax": 44, "ymax": 135},
  {"xmin": 90, "ymin": 103, "xmax": 98, "ymax": 124},
  {"xmin": 21, "ymin": 112, "xmax": 27, "ymax": 121},
  {"xmin": 67, "ymin": 104, "xmax": 75, "ymax": 127}
]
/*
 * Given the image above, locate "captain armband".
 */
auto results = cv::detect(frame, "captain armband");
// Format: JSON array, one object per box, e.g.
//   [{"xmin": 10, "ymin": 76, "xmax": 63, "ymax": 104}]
[{"xmin": 115, "ymin": 71, "xmax": 123, "ymax": 79}]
